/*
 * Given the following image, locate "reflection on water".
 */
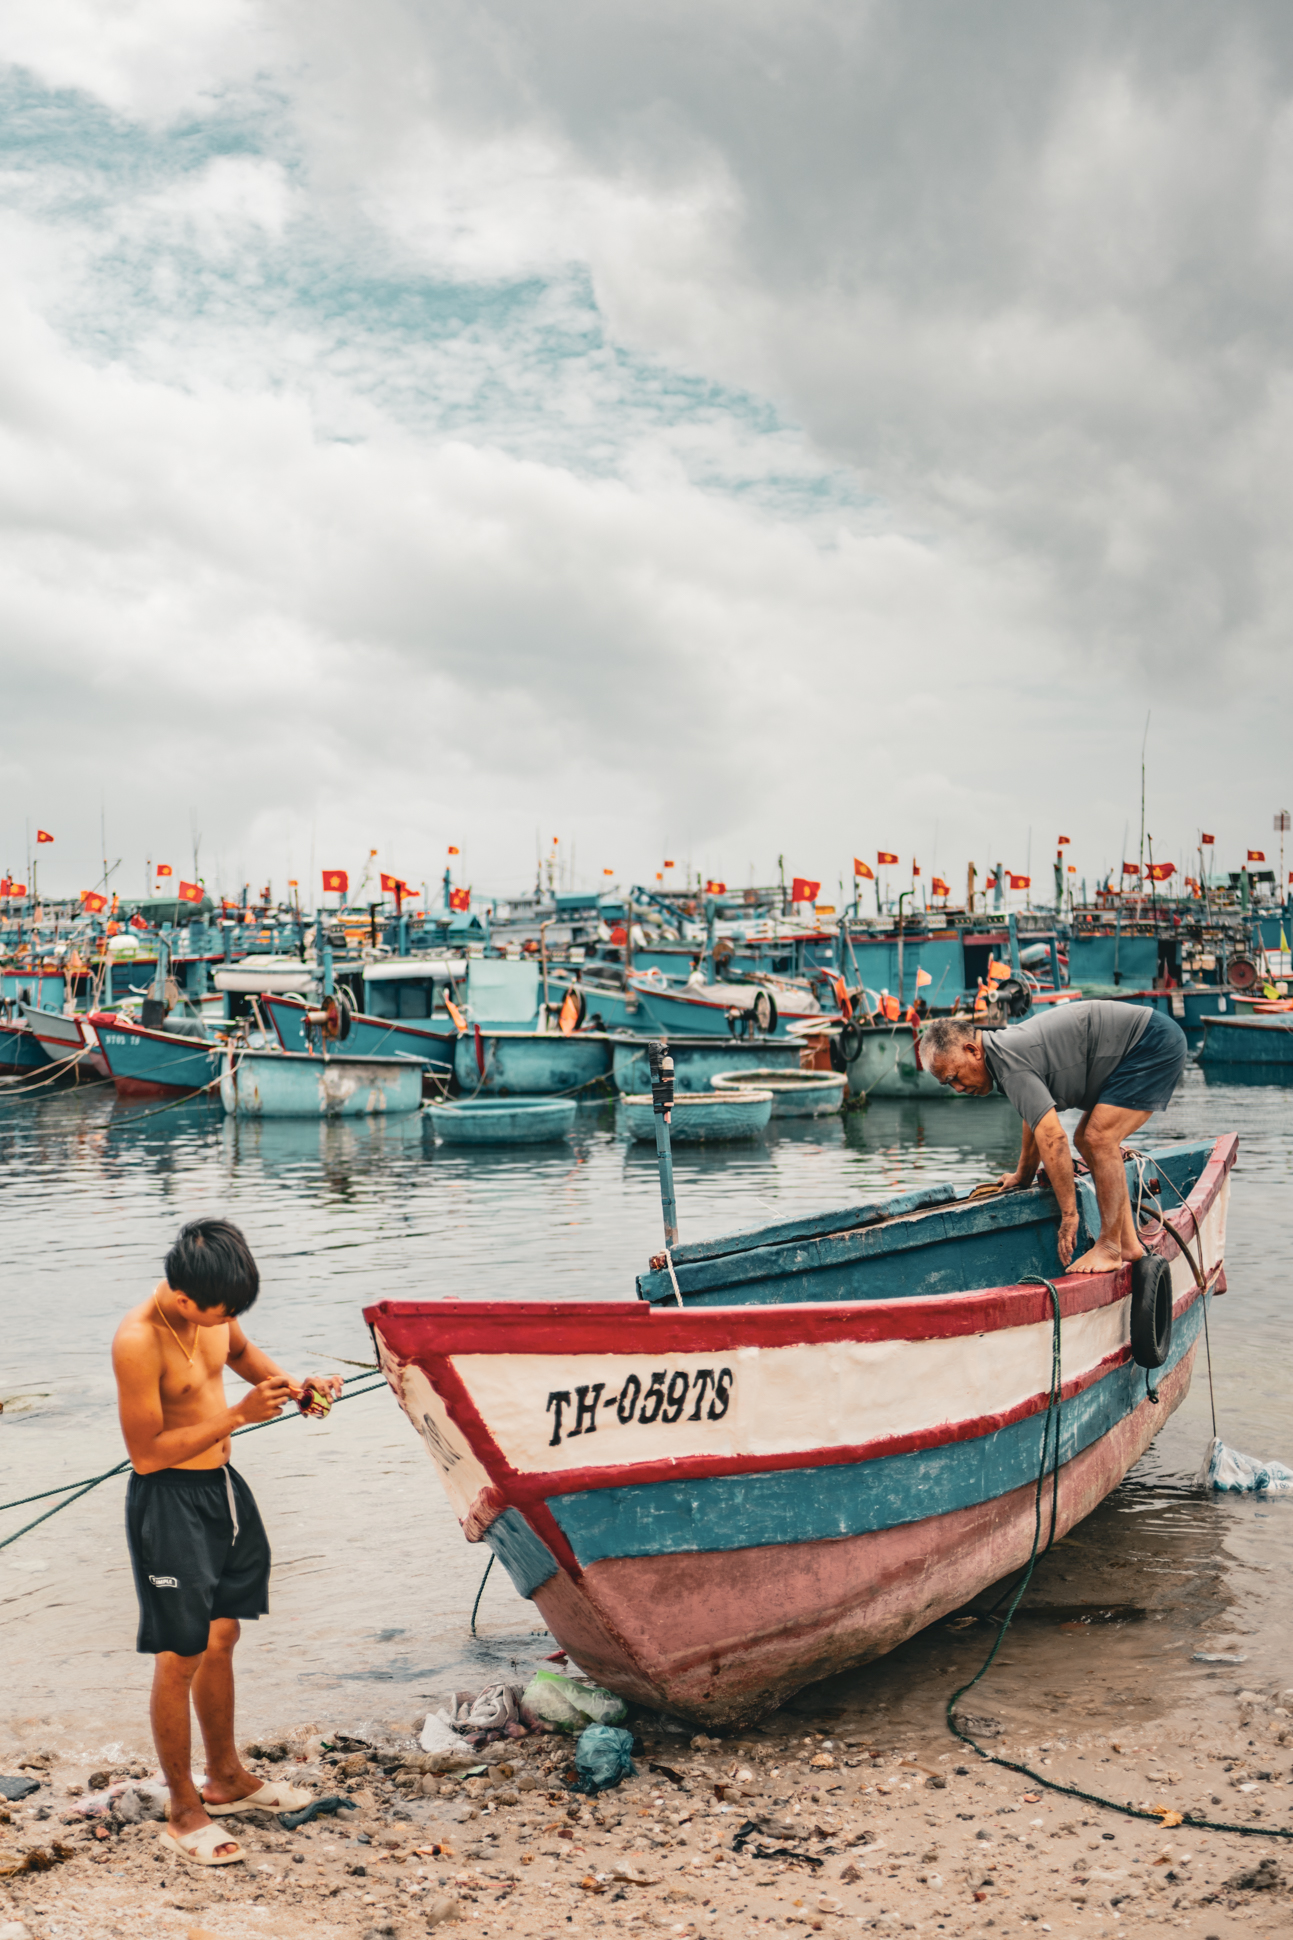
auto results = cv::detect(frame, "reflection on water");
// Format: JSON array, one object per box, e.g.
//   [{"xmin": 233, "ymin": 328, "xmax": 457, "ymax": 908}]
[{"xmin": 2, "ymin": 1066, "xmax": 1291, "ymax": 1744}]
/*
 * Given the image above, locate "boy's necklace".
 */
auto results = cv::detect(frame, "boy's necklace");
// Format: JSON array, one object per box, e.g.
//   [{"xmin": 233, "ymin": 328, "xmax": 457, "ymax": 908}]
[{"xmin": 153, "ymin": 1294, "xmax": 197, "ymax": 1366}]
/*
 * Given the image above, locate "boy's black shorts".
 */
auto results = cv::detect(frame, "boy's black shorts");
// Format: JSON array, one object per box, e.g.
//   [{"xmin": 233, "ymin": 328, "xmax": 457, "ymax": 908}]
[{"xmin": 125, "ymin": 1464, "xmax": 270, "ymax": 1656}]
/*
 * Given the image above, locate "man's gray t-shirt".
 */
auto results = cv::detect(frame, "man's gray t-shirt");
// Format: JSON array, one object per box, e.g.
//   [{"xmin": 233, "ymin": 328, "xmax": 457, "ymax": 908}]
[{"xmin": 981, "ymin": 1001, "xmax": 1151, "ymax": 1128}]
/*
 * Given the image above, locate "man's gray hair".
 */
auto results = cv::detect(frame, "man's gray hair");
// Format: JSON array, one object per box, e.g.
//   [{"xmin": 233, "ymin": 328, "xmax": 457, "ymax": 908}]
[{"xmin": 919, "ymin": 1016, "xmax": 979, "ymax": 1067}]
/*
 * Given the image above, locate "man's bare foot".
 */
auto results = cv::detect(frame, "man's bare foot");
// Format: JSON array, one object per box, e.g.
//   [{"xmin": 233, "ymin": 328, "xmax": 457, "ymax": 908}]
[
  {"xmin": 1069, "ymin": 1240, "xmax": 1123, "ymax": 1275},
  {"xmin": 1122, "ymin": 1240, "xmax": 1146, "ymax": 1264},
  {"xmin": 200, "ymin": 1767, "xmax": 263, "ymax": 1808}
]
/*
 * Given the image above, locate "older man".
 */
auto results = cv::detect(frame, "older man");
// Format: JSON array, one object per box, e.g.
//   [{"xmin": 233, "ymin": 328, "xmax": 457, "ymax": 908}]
[{"xmin": 920, "ymin": 1002, "xmax": 1187, "ymax": 1273}]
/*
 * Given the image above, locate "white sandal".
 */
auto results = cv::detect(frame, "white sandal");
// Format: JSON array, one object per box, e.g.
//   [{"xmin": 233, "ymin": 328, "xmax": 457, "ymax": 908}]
[
  {"xmin": 158, "ymin": 1821, "xmax": 245, "ymax": 1867},
  {"xmin": 204, "ymin": 1779, "xmax": 314, "ymax": 1816}
]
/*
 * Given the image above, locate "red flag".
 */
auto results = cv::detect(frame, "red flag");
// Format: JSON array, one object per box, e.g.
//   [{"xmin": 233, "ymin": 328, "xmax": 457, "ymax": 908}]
[
  {"xmin": 322, "ymin": 869, "xmax": 348, "ymax": 894},
  {"xmin": 130, "ymin": 911, "xmax": 148, "ymax": 930},
  {"xmin": 704, "ymin": 879, "xmax": 726, "ymax": 893},
  {"xmin": 155, "ymin": 863, "xmax": 173, "ymax": 878},
  {"xmin": 790, "ymin": 876, "xmax": 820, "ymax": 902},
  {"xmin": 81, "ymin": 890, "xmax": 108, "ymax": 913},
  {"xmin": 1248, "ymin": 849, "xmax": 1266, "ymax": 863},
  {"xmin": 876, "ymin": 851, "xmax": 899, "ymax": 866},
  {"xmin": 663, "ymin": 859, "xmax": 675, "ymax": 868},
  {"xmin": 1057, "ymin": 835, "xmax": 1071, "ymax": 845},
  {"xmin": 380, "ymin": 872, "xmax": 404, "ymax": 894},
  {"xmin": 449, "ymin": 886, "xmax": 471, "ymax": 912},
  {"xmin": 853, "ymin": 857, "xmax": 874, "ymax": 880},
  {"xmin": 1147, "ymin": 862, "xmax": 1176, "ymax": 881},
  {"xmin": 1008, "ymin": 872, "xmax": 1030, "ymax": 889},
  {"xmin": 1200, "ymin": 833, "xmax": 1215, "ymax": 845},
  {"xmin": 931, "ymin": 876, "xmax": 950, "ymax": 896},
  {"xmin": 177, "ymin": 881, "xmax": 202, "ymax": 903},
  {"xmin": 1122, "ymin": 861, "xmax": 1140, "ymax": 876},
  {"xmin": 911, "ymin": 860, "xmax": 921, "ymax": 876},
  {"xmin": 0, "ymin": 878, "xmax": 8, "ymax": 896},
  {"xmin": 447, "ymin": 845, "xmax": 460, "ymax": 856},
  {"xmin": 36, "ymin": 830, "xmax": 53, "ymax": 844}
]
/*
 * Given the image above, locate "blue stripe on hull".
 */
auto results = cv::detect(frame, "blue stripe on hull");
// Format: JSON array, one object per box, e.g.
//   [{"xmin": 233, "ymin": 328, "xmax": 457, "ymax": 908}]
[
  {"xmin": 547, "ymin": 1297, "xmax": 1202, "ymax": 1567},
  {"xmin": 95, "ymin": 1029, "xmax": 221, "ymax": 1091}
]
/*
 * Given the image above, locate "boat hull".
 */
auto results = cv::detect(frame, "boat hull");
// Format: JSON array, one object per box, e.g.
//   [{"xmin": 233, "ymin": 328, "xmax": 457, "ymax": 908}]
[
  {"xmin": 88, "ymin": 1013, "xmax": 222, "ymax": 1099},
  {"xmin": 264, "ymin": 994, "xmax": 456, "ymax": 1074},
  {"xmin": 1198, "ymin": 1015, "xmax": 1293, "ymax": 1065},
  {"xmin": 629, "ymin": 980, "xmax": 823, "ymax": 1039},
  {"xmin": 843, "ymin": 1021, "xmax": 949, "ymax": 1098},
  {"xmin": 611, "ymin": 1034, "xmax": 802, "ymax": 1095},
  {"xmin": 19, "ymin": 1004, "xmax": 109, "ymax": 1079},
  {"xmin": 0, "ymin": 1021, "xmax": 52, "ymax": 1075},
  {"xmin": 365, "ymin": 1135, "xmax": 1232, "ymax": 1723},
  {"xmin": 220, "ymin": 1048, "xmax": 424, "ymax": 1116},
  {"xmin": 452, "ymin": 1029, "xmax": 613, "ymax": 1096},
  {"xmin": 620, "ymin": 1089, "xmax": 773, "ymax": 1140},
  {"xmin": 427, "ymin": 1098, "xmax": 578, "ymax": 1143}
]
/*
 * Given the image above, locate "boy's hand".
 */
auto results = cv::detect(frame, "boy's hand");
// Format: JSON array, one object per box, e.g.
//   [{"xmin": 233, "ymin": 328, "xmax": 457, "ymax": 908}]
[
  {"xmin": 292, "ymin": 1374, "xmax": 344, "ymax": 1417},
  {"xmin": 239, "ymin": 1375, "xmax": 294, "ymax": 1424}
]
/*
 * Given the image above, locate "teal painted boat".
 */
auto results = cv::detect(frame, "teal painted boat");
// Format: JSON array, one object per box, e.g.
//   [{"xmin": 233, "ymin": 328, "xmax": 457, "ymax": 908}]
[
  {"xmin": 453, "ymin": 1028, "xmax": 613, "ymax": 1096},
  {"xmin": 1197, "ymin": 1014, "xmax": 1293, "ymax": 1067},
  {"xmin": 611, "ymin": 1034, "xmax": 802, "ymax": 1095},
  {"xmin": 711, "ymin": 1067, "xmax": 845, "ymax": 1116},
  {"xmin": 620, "ymin": 1088, "xmax": 773, "ymax": 1141},
  {"xmin": 842, "ymin": 1021, "xmax": 950, "ymax": 1100},
  {"xmin": 427, "ymin": 1097, "xmax": 578, "ymax": 1142},
  {"xmin": 220, "ymin": 1047, "xmax": 423, "ymax": 1116}
]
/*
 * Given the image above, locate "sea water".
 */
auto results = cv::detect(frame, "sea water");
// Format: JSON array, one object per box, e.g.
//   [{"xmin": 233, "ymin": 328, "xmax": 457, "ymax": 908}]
[{"xmin": 2, "ymin": 1064, "xmax": 1290, "ymax": 1750}]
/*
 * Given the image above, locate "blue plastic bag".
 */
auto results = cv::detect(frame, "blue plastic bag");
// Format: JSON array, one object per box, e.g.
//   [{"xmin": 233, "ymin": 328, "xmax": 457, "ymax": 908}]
[
  {"xmin": 568, "ymin": 1723, "xmax": 636, "ymax": 1794},
  {"xmin": 1197, "ymin": 1436, "xmax": 1293, "ymax": 1494}
]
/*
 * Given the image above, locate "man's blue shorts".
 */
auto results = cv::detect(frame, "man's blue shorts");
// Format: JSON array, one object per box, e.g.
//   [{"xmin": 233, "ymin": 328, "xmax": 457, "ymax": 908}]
[{"xmin": 1097, "ymin": 1008, "xmax": 1188, "ymax": 1113}]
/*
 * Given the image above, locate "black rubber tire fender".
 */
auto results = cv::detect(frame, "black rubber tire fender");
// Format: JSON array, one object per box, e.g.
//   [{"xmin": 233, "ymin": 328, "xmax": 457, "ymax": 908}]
[
  {"xmin": 838, "ymin": 1021, "xmax": 864, "ymax": 1063},
  {"xmin": 1129, "ymin": 1254, "xmax": 1173, "ymax": 1369},
  {"xmin": 750, "ymin": 988, "xmax": 774, "ymax": 1033}
]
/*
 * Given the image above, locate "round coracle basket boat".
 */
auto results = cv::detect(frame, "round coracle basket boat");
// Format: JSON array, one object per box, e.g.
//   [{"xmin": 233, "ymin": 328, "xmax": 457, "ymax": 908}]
[
  {"xmin": 710, "ymin": 1067, "xmax": 846, "ymax": 1117},
  {"xmin": 427, "ymin": 1097, "xmax": 578, "ymax": 1143},
  {"xmin": 620, "ymin": 1089, "xmax": 773, "ymax": 1142}
]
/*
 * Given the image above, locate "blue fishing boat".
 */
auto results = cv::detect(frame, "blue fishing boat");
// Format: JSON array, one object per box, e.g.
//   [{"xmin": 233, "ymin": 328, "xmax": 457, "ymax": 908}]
[
  {"xmin": 220, "ymin": 1046, "xmax": 423, "ymax": 1116},
  {"xmin": 88, "ymin": 1012, "xmax": 223, "ymax": 1100},
  {"xmin": 453, "ymin": 1028, "xmax": 613, "ymax": 1096},
  {"xmin": 263, "ymin": 993, "xmax": 456, "ymax": 1076},
  {"xmin": 842, "ymin": 1018, "xmax": 951, "ymax": 1100},
  {"xmin": 620, "ymin": 1088, "xmax": 773, "ymax": 1141},
  {"xmin": 0, "ymin": 1019, "xmax": 52, "ymax": 1076},
  {"xmin": 628, "ymin": 972, "xmax": 829, "ymax": 1039},
  {"xmin": 427, "ymin": 1097, "xmax": 578, "ymax": 1143},
  {"xmin": 365, "ymin": 1134, "xmax": 1232, "ymax": 1723},
  {"xmin": 711, "ymin": 1068, "xmax": 845, "ymax": 1116},
  {"xmin": 1197, "ymin": 1014, "xmax": 1293, "ymax": 1066},
  {"xmin": 611, "ymin": 1034, "xmax": 802, "ymax": 1095},
  {"xmin": 19, "ymin": 1003, "xmax": 109, "ymax": 1079},
  {"xmin": 1182, "ymin": 989, "xmax": 1243, "ymax": 1029}
]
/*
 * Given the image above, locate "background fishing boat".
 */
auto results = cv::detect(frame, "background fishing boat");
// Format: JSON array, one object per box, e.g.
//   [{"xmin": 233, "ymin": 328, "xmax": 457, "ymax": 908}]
[
  {"xmin": 453, "ymin": 1027, "xmax": 613, "ymax": 1096},
  {"xmin": 0, "ymin": 1017, "xmax": 52, "ymax": 1076},
  {"xmin": 620, "ymin": 1088, "xmax": 774, "ymax": 1140},
  {"xmin": 627, "ymin": 971, "xmax": 830, "ymax": 1038},
  {"xmin": 88, "ymin": 1011, "xmax": 224, "ymax": 1099},
  {"xmin": 220, "ymin": 1046, "xmax": 424, "ymax": 1116},
  {"xmin": 426, "ymin": 1097, "xmax": 578, "ymax": 1143},
  {"xmin": 264, "ymin": 992, "xmax": 456, "ymax": 1076},
  {"xmin": 711, "ymin": 1067, "xmax": 845, "ymax": 1116},
  {"xmin": 365, "ymin": 1135, "xmax": 1231, "ymax": 1724},
  {"xmin": 611, "ymin": 1034, "xmax": 802, "ymax": 1095},
  {"xmin": 18, "ymin": 1002, "xmax": 109, "ymax": 1079},
  {"xmin": 1197, "ymin": 1014, "xmax": 1293, "ymax": 1066},
  {"xmin": 841, "ymin": 1017, "xmax": 951, "ymax": 1099}
]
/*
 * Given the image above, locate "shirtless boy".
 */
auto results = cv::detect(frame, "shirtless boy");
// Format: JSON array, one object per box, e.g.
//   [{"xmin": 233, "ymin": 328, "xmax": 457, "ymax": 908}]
[{"xmin": 112, "ymin": 1217, "xmax": 342, "ymax": 1868}]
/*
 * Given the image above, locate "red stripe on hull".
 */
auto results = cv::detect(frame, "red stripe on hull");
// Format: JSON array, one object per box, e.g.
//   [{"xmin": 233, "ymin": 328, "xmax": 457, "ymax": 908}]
[
  {"xmin": 529, "ymin": 1346, "xmax": 1196, "ymax": 1724},
  {"xmin": 110, "ymin": 1076, "xmax": 207, "ymax": 1100}
]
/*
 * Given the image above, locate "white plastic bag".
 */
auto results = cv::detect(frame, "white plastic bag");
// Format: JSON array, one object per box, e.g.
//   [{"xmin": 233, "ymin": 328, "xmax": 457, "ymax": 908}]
[
  {"xmin": 1196, "ymin": 1436, "xmax": 1293, "ymax": 1494},
  {"xmin": 420, "ymin": 1711, "xmax": 470, "ymax": 1755}
]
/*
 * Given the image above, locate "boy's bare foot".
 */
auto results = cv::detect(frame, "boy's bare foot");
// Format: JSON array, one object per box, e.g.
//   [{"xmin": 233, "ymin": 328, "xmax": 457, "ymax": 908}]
[{"xmin": 1069, "ymin": 1240, "xmax": 1123, "ymax": 1275}]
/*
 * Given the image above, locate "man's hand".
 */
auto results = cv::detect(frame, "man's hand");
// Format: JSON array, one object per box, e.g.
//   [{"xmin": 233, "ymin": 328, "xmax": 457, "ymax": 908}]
[
  {"xmin": 237, "ymin": 1375, "xmax": 294, "ymax": 1425},
  {"xmin": 1057, "ymin": 1209, "xmax": 1080, "ymax": 1269},
  {"xmin": 997, "ymin": 1168, "xmax": 1032, "ymax": 1190}
]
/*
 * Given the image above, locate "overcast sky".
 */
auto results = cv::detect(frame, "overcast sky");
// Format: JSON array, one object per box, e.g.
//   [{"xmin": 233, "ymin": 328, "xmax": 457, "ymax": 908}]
[{"xmin": 2, "ymin": 0, "xmax": 1291, "ymax": 905}]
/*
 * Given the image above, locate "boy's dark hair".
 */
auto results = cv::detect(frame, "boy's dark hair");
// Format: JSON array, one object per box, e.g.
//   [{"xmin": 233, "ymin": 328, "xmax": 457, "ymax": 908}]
[{"xmin": 164, "ymin": 1218, "xmax": 260, "ymax": 1315}]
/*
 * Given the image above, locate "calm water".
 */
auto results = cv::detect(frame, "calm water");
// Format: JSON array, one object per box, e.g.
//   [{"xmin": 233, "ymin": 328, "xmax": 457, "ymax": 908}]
[{"xmin": 2, "ymin": 1064, "xmax": 1291, "ymax": 1753}]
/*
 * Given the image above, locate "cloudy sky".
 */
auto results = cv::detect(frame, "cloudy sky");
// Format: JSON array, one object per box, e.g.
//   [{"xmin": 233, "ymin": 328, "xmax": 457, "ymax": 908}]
[{"xmin": 2, "ymin": 0, "xmax": 1291, "ymax": 905}]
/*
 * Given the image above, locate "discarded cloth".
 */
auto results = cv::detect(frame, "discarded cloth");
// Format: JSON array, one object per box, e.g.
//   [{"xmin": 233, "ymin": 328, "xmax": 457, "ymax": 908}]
[
  {"xmin": 0, "ymin": 1777, "xmax": 40, "ymax": 1803},
  {"xmin": 423, "ymin": 1682, "xmax": 528, "ymax": 1750},
  {"xmin": 567, "ymin": 1724, "xmax": 636, "ymax": 1794},
  {"xmin": 520, "ymin": 1670, "xmax": 627, "ymax": 1733},
  {"xmin": 278, "ymin": 1795, "xmax": 358, "ymax": 1832},
  {"xmin": 1197, "ymin": 1436, "xmax": 1293, "ymax": 1494}
]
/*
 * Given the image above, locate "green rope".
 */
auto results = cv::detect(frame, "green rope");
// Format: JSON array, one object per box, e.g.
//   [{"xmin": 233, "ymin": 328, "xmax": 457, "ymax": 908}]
[
  {"xmin": 946, "ymin": 1275, "xmax": 1293, "ymax": 1843},
  {"xmin": 0, "ymin": 1373, "xmax": 387, "ymax": 1551}
]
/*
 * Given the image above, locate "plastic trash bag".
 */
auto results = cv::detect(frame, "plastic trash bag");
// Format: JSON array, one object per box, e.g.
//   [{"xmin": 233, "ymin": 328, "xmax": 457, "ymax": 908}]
[
  {"xmin": 568, "ymin": 1724, "xmax": 636, "ymax": 1794},
  {"xmin": 520, "ymin": 1669, "xmax": 628, "ymax": 1732},
  {"xmin": 420, "ymin": 1712, "xmax": 470, "ymax": 1756},
  {"xmin": 1196, "ymin": 1436, "xmax": 1293, "ymax": 1494}
]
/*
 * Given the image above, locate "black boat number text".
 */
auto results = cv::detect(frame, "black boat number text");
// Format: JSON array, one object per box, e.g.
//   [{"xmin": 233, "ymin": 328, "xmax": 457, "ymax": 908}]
[{"xmin": 545, "ymin": 1368, "xmax": 733, "ymax": 1446}]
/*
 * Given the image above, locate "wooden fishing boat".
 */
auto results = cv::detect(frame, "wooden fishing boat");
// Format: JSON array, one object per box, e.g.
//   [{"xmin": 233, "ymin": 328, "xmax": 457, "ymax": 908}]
[
  {"xmin": 0, "ymin": 1018, "xmax": 51, "ymax": 1076},
  {"xmin": 1197, "ymin": 1014, "xmax": 1293, "ymax": 1066},
  {"xmin": 611, "ymin": 1034, "xmax": 802, "ymax": 1096},
  {"xmin": 627, "ymin": 972, "xmax": 833, "ymax": 1039},
  {"xmin": 619, "ymin": 1089, "xmax": 773, "ymax": 1141},
  {"xmin": 842, "ymin": 1019, "xmax": 951, "ymax": 1100},
  {"xmin": 453, "ymin": 1028, "xmax": 613, "ymax": 1096},
  {"xmin": 711, "ymin": 1068, "xmax": 845, "ymax": 1117},
  {"xmin": 219, "ymin": 1046, "xmax": 423, "ymax": 1116},
  {"xmin": 18, "ymin": 1003, "xmax": 109, "ymax": 1079},
  {"xmin": 88, "ymin": 1011, "xmax": 224, "ymax": 1100},
  {"xmin": 264, "ymin": 993, "xmax": 456, "ymax": 1076},
  {"xmin": 364, "ymin": 1135, "xmax": 1233, "ymax": 1724},
  {"xmin": 427, "ymin": 1097, "xmax": 578, "ymax": 1143}
]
